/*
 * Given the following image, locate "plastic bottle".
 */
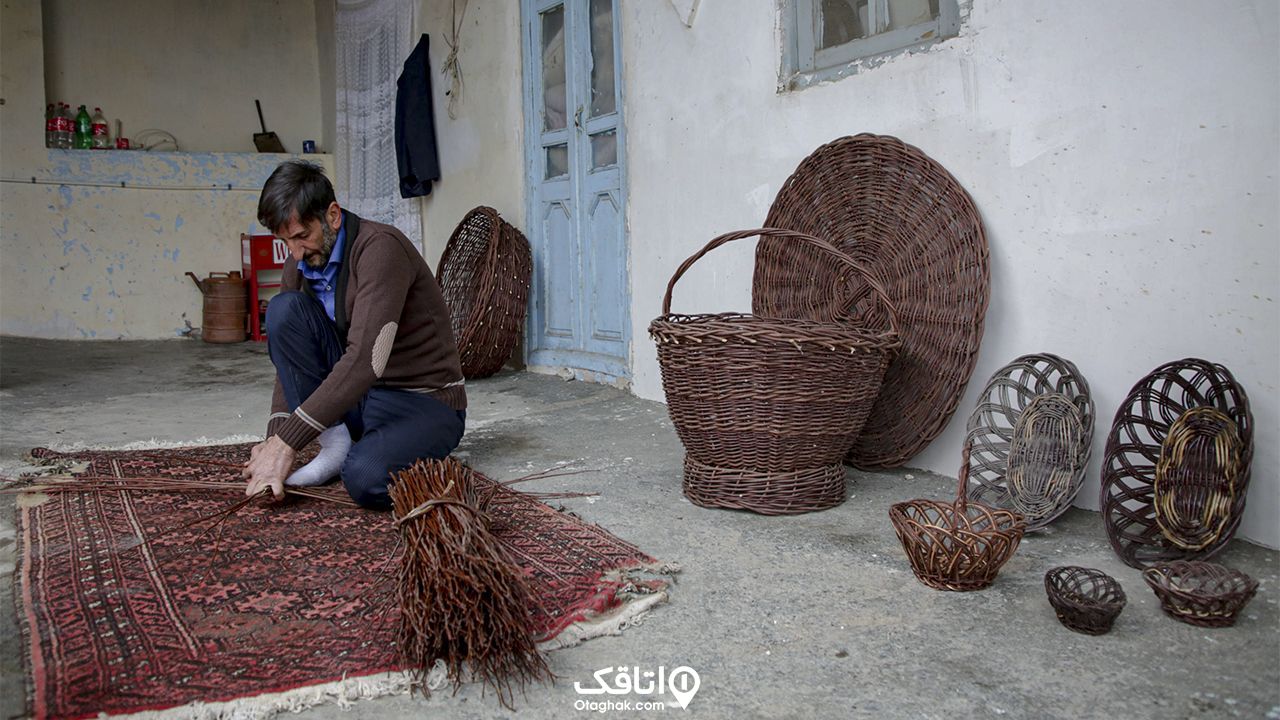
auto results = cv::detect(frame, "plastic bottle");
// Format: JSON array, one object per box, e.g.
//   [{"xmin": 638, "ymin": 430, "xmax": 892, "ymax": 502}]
[
  {"xmin": 73, "ymin": 105, "xmax": 92, "ymax": 149},
  {"xmin": 90, "ymin": 107, "xmax": 110, "ymax": 149},
  {"xmin": 55, "ymin": 104, "xmax": 73, "ymax": 148},
  {"xmin": 45, "ymin": 104, "xmax": 56, "ymax": 148}
]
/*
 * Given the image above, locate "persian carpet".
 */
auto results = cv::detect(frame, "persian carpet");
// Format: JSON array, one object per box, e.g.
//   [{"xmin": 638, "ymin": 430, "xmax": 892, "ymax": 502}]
[{"xmin": 14, "ymin": 444, "xmax": 672, "ymax": 720}]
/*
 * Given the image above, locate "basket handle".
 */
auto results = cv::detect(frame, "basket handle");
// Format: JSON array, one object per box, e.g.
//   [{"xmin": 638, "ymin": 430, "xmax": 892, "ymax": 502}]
[
  {"xmin": 956, "ymin": 442, "xmax": 973, "ymax": 507},
  {"xmin": 661, "ymin": 228, "xmax": 899, "ymax": 337}
]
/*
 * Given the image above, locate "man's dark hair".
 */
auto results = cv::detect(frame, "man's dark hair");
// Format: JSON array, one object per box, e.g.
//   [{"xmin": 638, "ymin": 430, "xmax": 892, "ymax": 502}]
[{"xmin": 257, "ymin": 160, "xmax": 336, "ymax": 233}]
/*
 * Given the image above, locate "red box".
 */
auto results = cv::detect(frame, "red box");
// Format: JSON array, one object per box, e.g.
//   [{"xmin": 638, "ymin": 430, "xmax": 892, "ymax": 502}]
[{"xmin": 241, "ymin": 233, "xmax": 289, "ymax": 341}]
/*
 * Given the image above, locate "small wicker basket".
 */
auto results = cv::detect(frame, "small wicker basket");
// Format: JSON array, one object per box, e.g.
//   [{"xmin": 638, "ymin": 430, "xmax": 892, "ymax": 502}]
[
  {"xmin": 1044, "ymin": 566, "xmax": 1126, "ymax": 635},
  {"xmin": 889, "ymin": 446, "xmax": 1026, "ymax": 591},
  {"xmin": 1142, "ymin": 560, "xmax": 1258, "ymax": 628}
]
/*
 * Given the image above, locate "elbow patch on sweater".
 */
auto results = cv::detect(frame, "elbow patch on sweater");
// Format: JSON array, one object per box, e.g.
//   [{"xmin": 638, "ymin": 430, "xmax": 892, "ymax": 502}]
[{"xmin": 372, "ymin": 322, "xmax": 398, "ymax": 377}]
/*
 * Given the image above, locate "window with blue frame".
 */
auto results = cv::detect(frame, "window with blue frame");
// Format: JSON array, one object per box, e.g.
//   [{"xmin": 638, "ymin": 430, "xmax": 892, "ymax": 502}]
[{"xmin": 783, "ymin": 0, "xmax": 960, "ymax": 89}]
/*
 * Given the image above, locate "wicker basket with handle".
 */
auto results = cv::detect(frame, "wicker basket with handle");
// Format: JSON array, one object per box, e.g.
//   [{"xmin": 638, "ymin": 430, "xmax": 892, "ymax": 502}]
[
  {"xmin": 650, "ymin": 228, "xmax": 900, "ymax": 515},
  {"xmin": 889, "ymin": 446, "xmax": 1026, "ymax": 591}
]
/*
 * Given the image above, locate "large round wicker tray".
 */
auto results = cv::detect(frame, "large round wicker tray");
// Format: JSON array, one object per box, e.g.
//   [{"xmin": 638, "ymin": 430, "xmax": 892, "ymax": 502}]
[{"xmin": 753, "ymin": 133, "xmax": 990, "ymax": 469}]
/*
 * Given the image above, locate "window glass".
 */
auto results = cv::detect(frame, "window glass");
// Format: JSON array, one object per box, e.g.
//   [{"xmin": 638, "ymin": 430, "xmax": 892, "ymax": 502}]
[
  {"xmin": 546, "ymin": 144, "xmax": 569, "ymax": 179},
  {"xmin": 589, "ymin": 0, "xmax": 616, "ymax": 117},
  {"xmin": 819, "ymin": 0, "xmax": 868, "ymax": 49},
  {"xmin": 591, "ymin": 130, "xmax": 617, "ymax": 169},
  {"xmin": 541, "ymin": 7, "xmax": 567, "ymax": 132}
]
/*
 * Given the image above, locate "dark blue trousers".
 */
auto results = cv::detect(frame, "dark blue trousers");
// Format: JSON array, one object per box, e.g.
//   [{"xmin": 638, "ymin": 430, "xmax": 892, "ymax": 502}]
[{"xmin": 265, "ymin": 291, "xmax": 465, "ymax": 510}]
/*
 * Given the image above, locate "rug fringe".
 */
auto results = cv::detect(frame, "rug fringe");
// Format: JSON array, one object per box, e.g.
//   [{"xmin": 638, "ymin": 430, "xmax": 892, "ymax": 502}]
[
  {"xmin": 41, "ymin": 434, "xmax": 266, "ymax": 453},
  {"xmin": 537, "ymin": 563, "xmax": 680, "ymax": 652},
  {"xmin": 102, "ymin": 662, "xmax": 449, "ymax": 720},
  {"xmin": 2, "ymin": 435, "xmax": 268, "ymax": 481}
]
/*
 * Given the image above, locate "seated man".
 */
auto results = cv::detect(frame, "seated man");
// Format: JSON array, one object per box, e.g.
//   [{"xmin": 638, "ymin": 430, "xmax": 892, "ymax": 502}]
[{"xmin": 242, "ymin": 160, "xmax": 466, "ymax": 509}]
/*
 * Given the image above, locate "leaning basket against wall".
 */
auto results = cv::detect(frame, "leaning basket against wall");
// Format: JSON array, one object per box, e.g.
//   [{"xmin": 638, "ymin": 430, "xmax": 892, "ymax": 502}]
[
  {"xmin": 965, "ymin": 353, "xmax": 1095, "ymax": 531},
  {"xmin": 1101, "ymin": 358, "xmax": 1253, "ymax": 568},
  {"xmin": 436, "ymin": 206, "xmax": 533, "ymax": 379},
  {"xmin": 753, "ymin": 133, "xmax": 990, "ymax": 470},
  {"xmin": 649, "ymin": 228, "xmax": 901, "ymax": 515}
]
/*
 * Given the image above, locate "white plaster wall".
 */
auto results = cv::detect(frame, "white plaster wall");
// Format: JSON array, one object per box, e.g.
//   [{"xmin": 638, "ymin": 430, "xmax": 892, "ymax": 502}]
[
  {"xmin": 620, "ymin": 0, "xmax": 1280, "ymax": 547},
  {"xmin": 0, "ymin": 152, "xmax": 334, "ymax": 340},
  {"xmin": 3, "ymin": 0, "xmax": 334, "ymax": 341},
  {"xmin": 414, "ymin": 0, "xmax": 526, "ymax": 268},
  {"xmin": 42, "ymin": 0, "xmax": 324, "ymax": 154}
]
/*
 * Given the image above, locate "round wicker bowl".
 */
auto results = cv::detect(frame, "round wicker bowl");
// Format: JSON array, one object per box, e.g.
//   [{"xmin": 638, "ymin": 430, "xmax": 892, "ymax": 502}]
[
  {"xmin": 1142, "ymin": 560, "xmax": 1258, "ymax": 628},
  {"xmin": 889, "ymin": 448, "xmax": 1025, "ymax": 591},
  {"xmin": 1044, "ymin": 566, "xmax": 1126, "ymax": 635}
]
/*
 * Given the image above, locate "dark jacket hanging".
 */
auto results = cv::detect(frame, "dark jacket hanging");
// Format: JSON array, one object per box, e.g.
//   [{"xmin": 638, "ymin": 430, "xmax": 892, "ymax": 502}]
[{"xmin": 396, "ymin": 33, "xmax": 441, "ymax": 198}]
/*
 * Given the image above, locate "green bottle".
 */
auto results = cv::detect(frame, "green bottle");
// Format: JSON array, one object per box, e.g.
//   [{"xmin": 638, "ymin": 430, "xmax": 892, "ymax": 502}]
[{"xmin": 73, "ymin": 105, "xmax": 92, "ymax": 149}]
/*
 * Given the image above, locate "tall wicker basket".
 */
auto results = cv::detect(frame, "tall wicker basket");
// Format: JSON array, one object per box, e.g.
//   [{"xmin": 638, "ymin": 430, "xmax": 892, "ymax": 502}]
[
  {"xmin": 436, "ymin": 206, "xmax": 532, "ymax": 379},
  {"xmin": 650, "ymin": 228, "xmax": 901, "ymax": 515}
]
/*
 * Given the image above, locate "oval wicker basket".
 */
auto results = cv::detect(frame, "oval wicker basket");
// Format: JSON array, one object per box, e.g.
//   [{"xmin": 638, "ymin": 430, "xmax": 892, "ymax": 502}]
[
  {"xmin": 1142, "ymin": 560, "xmax": 1258, "ymax": 628},
  {"xmin": 1044, "ymin": 566, "xmax": 1126, "ymax": 635},
  {"xmin": 1101, "ymin": 359, "xmax": 1253, "ymax": 568},
  {"xmin": 966, "ymin": 354, "xmax": 1094, "ymax": 531},
  {"xmin": 753, "ymin": 133, "xmax": 990, "ymax": 470},
  {"xmin": 889, "ymin": 447, "xmax": 1025, "ymax": 591},
  {"xmin": 650, "ymin": 228, "xmax": 901, "ymax": 515},
  {"xmin": 436, "ymin": 206, "xmax": 532, "ymax": 379},
  {"xmin": 1153, "ymin": 406, "xmax": 1244, "ymax": 551}
]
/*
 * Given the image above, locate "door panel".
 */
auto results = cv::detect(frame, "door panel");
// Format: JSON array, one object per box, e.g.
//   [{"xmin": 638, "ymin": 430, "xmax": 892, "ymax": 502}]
[
  {"xmin": 586, "ymin": 190, "xmax": 624, "ymax": 345},
  {"xmin": 542, "ymin": 201, "xmax": 576, "ymax": 338},
  {"xmin": 523, "ymin": 0, "xmax": 629, "ymax": 380}
]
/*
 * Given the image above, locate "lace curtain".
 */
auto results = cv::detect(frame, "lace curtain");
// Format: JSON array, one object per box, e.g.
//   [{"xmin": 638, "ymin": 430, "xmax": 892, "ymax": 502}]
[{"xmin": 335, "ymin": 0, "xmax": 422, "ymax": 252}]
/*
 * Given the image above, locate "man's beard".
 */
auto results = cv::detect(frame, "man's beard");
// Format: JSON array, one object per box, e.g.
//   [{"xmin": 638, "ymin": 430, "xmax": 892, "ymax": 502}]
[{"xmin": 304, "ymin": 223, "xmax": 338, "ymax": 269}]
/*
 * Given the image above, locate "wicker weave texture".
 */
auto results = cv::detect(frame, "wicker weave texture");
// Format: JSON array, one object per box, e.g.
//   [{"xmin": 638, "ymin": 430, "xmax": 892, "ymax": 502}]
[
  {"xmin": 889, "ymin": 447, "xmax": 1025, "ymax": 591},
  {"xmin": 1101, "ymin": 359, "xmax": 1253, "ymax": 568},
  {"xmin": 1153, "ymin": 407, "xmax": 1243, "ymax": 551},
  {"xmin": 1142, "ymin": 560, "xmax": 1258, "ymax": 627},
  {"xmin": 650, "ymin": 228, "xmax": 900, "ymax": 515},
  {"xmin": 966, "ymin": 354, "xmax": 1094, "ymax": 531},
  {"xmin": 436, "ymin": 206, "xmax": 533, "ymax": 379},
  {"xmin": 753, "ymin": 133, "xmax": 989, "ymax": 469},
  {"xmin": 1044, "ymin": 566, "xmax": 1126, "ymax": 635}
]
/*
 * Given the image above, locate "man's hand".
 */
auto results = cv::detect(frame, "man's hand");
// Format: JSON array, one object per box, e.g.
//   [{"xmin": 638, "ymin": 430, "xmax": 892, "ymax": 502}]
[{"xmin": 242, "ymin": 435, "xmax": 296, "ymax": 500}]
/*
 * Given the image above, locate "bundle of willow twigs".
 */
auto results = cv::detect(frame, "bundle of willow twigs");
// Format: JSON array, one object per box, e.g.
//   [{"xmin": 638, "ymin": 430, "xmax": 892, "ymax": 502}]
[{"xmin": 390, "ymin": 458, "xmax": 552, "ymax": 707}]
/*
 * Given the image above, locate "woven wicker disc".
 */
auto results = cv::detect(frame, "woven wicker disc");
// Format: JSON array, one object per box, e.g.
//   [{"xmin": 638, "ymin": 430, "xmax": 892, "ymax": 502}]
[
  {"xmin": 965, "ymin": 353, "xmax": 1094, "ymax": 531},
  {"xmin": 1101, "ymin": 359, "xmax": 1253, "ymax": 569},
  {"xmin": 753, "ymin": 134, "xmax": 989, "ymax": 469}
]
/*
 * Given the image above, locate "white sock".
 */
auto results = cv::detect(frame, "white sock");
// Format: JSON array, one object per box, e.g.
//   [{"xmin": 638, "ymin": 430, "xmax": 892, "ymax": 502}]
[{"xmin": 285, "ymin": 424, "xmax": 352, "ymax": 487}]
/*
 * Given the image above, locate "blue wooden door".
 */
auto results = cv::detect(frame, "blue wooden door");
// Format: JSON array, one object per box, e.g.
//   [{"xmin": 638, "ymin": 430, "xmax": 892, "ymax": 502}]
[{"xmin": 523, "ymin": 0, "xmax": 629, "ymax": 380}]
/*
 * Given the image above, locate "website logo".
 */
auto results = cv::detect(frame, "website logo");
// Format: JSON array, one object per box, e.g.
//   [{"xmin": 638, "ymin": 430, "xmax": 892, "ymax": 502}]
[{"xmin": 573, "ymin": 665, "xmax": 701, "ymax": 711}]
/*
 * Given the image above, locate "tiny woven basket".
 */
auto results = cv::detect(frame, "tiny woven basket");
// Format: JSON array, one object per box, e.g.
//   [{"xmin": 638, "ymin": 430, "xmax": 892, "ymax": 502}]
[
  {"xmin": 436, "ymin": 206, "xmax": 533, "ymax": 379},
  {"xmin": 1142, "ymin": 560, "xmax": 1258, "ymax": 628},
  {"xmin": 1101, "ymin": 358, "xmax": 1253, "ymax": 568},
  {"xmin": 1044, "ymin": 566, "xmax": 1126, "ymax": 635},
  {"xmin": 889, "ymin": 446, "xmax": 1026, "ymax": 591},
  {"xmin": 966, "ymin": 353, "xmax": 1094, "ymax": 531},
  {"xmin": 650, "ymin": 228, "xmax": 901, "ymax": 515}
]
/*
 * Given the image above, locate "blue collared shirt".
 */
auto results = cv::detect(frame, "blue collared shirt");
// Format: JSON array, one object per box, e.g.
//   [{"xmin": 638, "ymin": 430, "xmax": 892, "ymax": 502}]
[{"xmin": 299, "ymin": 218, "xmax": 345, "ymax": 321}]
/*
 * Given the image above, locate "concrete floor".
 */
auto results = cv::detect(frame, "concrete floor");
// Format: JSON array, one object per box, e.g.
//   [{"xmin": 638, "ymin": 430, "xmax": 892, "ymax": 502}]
[{"xmin": 0, "ymin": 336, "xmax": 1277, "ymax": 719}]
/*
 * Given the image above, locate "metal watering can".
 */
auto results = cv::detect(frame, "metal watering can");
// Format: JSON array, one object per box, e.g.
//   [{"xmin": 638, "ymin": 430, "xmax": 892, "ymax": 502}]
[{"xmin": 186, "ymin": 271, "xmax": 246, "ymax": 343}]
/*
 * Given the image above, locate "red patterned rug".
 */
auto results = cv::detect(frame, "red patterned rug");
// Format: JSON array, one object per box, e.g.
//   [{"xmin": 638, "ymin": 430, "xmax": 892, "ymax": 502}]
[{"xmin": 14, "ymin": 444, "xmax": 673, "ymax": 720}]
